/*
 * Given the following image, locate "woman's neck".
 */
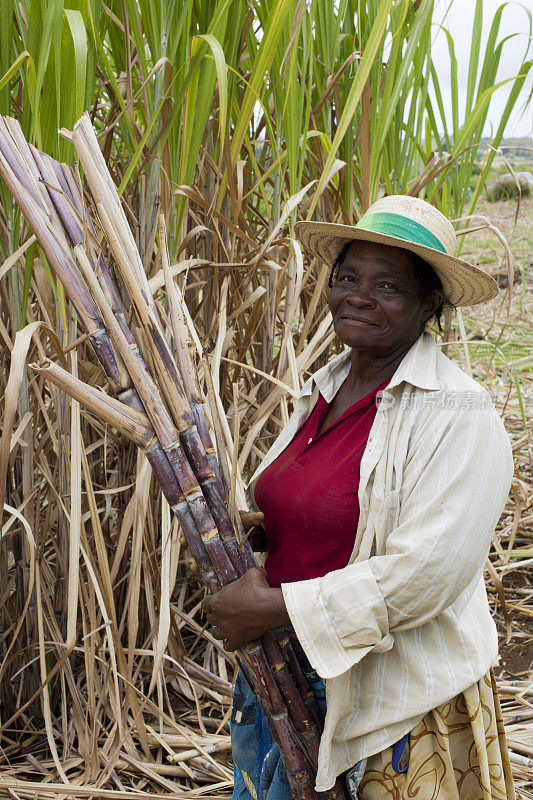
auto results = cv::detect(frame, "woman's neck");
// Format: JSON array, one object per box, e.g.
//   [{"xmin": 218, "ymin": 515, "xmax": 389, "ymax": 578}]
[{"xmin": 346, "ymin": 339, "xmax": 415, "ymax": 390}]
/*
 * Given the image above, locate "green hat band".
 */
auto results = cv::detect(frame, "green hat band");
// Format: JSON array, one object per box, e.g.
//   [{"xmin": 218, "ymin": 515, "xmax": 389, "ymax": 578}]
[{"xmin": 356, "ymin": 212, "xmax": 447, "ymax": 253}]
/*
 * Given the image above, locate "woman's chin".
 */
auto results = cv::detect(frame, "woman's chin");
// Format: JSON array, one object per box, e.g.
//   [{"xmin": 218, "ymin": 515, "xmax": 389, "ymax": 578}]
[{"xmin": 334, "ymin": 320, "xmax": 382, "ymax": 349}]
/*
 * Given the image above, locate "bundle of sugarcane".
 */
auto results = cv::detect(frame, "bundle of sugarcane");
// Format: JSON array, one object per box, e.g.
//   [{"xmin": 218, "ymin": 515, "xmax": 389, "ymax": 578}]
[{"xmin": 0, "ymin": 113, "xmax": 347, "ymax": 800}]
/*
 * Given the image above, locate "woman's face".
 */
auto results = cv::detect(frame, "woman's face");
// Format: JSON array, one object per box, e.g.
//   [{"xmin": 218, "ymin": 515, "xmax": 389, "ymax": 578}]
[{"xmin": 328, "ymin": 240, "xmax": 441, "ymax": 358}]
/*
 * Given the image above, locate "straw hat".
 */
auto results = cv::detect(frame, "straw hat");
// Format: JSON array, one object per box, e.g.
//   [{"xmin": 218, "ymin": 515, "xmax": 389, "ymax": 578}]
[{"xmin": 294, "ymin": 195, "xmax": 498, "ymax": 307}]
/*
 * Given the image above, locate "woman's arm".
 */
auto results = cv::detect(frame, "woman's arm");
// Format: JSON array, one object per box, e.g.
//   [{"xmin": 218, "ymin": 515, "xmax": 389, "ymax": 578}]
[{"xmin": 281, "ymin": 402, "xmax": 514, "ymax": 678}]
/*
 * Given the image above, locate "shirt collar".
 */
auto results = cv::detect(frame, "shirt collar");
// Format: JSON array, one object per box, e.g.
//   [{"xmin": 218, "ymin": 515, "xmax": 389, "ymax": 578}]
[
  {"xmin": 302, "ymin": 331, "xmax": 440, "ymax": 401},
  {"xmin": 301, "ymin": 349, "xmax": 352, "ymax": 402},
  {"xmin": 386, "ymin": 331, "xmax": 440, "ymax": 391}
]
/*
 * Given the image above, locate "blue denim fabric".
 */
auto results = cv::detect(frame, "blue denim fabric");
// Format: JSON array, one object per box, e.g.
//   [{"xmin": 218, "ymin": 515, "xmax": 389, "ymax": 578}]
[
  {"xmin": 231, "ymin": 668, "xmax": 293, "ymax": 800},
  {"xmin": 230, "ymin": 632, "xmax": 409, "ymax": 800}
]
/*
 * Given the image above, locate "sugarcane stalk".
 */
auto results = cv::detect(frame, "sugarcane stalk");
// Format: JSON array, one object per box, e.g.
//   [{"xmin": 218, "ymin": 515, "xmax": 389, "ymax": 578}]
[
  {"xmin": 0, "ymin": 124, "xmax": 132, "ymax": 393},
  {"xmin": 276, "ymin": 631, "xmax": 325, "ymax": 733},
  {"xmin": 262, "ymin": 633, "xmax": 320, "ymax": 764},
  {"xmin": 245, "ymin": 638, "xmax": 346, "ymax": 800},
  {"xmin": 4, "ymin": 124, "xmax": 242, "ymax": 585},
  {"xmin": 72, "ymin": 243, "xmax": 238, "ymax": 586},
  {"xmin": 68, "ymin": 119, "xmax": 249, "ymax": 577},
  {"xmin": 198, "ymin": 361, "xmax": 257, "ymax": 570},
  {"xmin": 30, "ymin": 359, "xmax": 219, "ymax": 593},
  {"xmin": 144, "ymin": 444, "xmax": 220, "ymax": 593},
  {"xmin": 29, "ymin": 146, "xmax": 83, "ymax": 248},
  {"xmin": 69, "ymin": 115, "xmax": 152, "ymax": 294},
  {"xmin": 90, "ymin": 201, "xmax": 248, "ymax": 575},
  {"xmin": 5, "ymin": 118, "xmax": 138, "ymax": 386},
  {"xmin": 262, "ymin": 628, "xmax": 348, "ymax": 800},
  {"xmin": 0, "ymin": 118, "xmax": 54, "ymax": 217},
  {"xmin": 0, "ymin": 116, "xmax": 349, "ymax": 800},
  {"xmin": 55, "ymin": 159, "xmax": 134, "ymax": 333},
  {"xmin": 77, "ymin": 196, "xmax": 329, "ymax": 791},
  {"xmin": 31, "ymin": 360, "xmax": 155, "ymax": 448},
  {"xmin": 94, "ymin": 202, "xmax": 194, "ymax": 426},
  {"xmin": 69, "ymin": 117, "xmax": 208, "ymax": 445},
  {"xmin": 0, "ymin": 145, "xmax": 102, "ymax": 338},
  {"xmin": 33, "ymin": 146, "xmax": 124, "ymax": 322},
  {"xmin": 31, "ymin": 142, "xmax": 138, "ymax": 357},
  {"xmin": 30, "ymin": 364, "xmax": 320, "ymax": 798},
  {"xmin": 158, "ymin": 216, "xmax": 225, "ymax": 494},
  {"xmin": 242, "ymin": 644, "xmax": 319, "ymax": 800}
]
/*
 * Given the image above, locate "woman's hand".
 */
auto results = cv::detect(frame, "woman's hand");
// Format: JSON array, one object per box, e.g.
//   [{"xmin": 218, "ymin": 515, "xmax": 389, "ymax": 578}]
[
  {"xmin": 239, "ymin": 510, "xmax": 267, "ymax": 552},
  {"xmin": 201, "ymin": 567, "xmax": 291, "ymax": 650}
]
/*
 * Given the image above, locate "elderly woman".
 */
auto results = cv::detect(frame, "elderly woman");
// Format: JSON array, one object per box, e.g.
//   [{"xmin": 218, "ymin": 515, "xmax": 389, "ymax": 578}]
[{"xmin": 202, "ymin": 196, "xmax": 514, "ymax": 800}]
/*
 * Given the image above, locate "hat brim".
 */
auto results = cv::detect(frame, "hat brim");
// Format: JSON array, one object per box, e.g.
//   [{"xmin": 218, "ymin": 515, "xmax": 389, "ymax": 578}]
[{"xmin": 294, "ymin": 221, "xmax": 499, "ymax": 307}]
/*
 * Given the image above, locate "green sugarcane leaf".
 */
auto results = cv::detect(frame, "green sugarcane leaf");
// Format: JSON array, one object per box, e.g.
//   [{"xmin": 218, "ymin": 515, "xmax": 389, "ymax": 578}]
[
  {"xmin": 27, "ymin": 0, "xmax": 59, "ymax": 146},
  {"xmin": 465, "ymin": 0, "xmax": 483, "ymax": 115},
  {"xmin": 195, "ymin": 34, "xmax": 228, "ymax": 161},
  {"xmin": 476, "ymin": 6, "xmax": 506, "ymax": 99},
  {"xmin": 85, "ymin": 0, "xmax": 137, "ymax": 147},
  {"xmin": 0, "ymin": 51, "xmax": 32, "ymax": 92},
  {"xmin": 63, "ymin": 9, "xmax": 87, "ymax": 124},
  {"xmin": 52, "ymin": 0, "xmax": 63, "ymax": 140},
  {"xmin": 468, "ymin": 60, "xmax": 532, "ymax": 213},
  {"xmin": 428, "ymin": 62, "xmax": 452, "ymax": 152},
  {"xmin": 307, "ymin": 0, "xmax": 394, "ymax": 217},
  {"xmin": 371, "ymin": 0, "xmax": 433, "ymax": 192},
  {"xmin": 442, "ymin": 27, "xmax": 459, "ymax": 141},
  {"xmin": 229, "ymin": 0, "xmax": 293, "ymax": 167}
]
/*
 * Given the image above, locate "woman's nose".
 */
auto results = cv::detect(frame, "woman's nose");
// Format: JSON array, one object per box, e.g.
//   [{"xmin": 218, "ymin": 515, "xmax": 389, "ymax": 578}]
[{"xmin": 344, "ymin": 286, "xmax": 376, "ymax": 308}]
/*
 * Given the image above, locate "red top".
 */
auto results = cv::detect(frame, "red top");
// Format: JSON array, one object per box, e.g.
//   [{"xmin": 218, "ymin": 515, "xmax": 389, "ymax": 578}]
[{"xmin": 254, "ymin": 381, "xmax": 387, "ymax": 588}]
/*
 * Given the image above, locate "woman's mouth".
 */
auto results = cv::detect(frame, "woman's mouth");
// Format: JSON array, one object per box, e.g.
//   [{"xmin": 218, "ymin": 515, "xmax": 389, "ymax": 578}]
[{"xmin": 339, "ymin": 315, "xmax": 378, "ymax": 327}]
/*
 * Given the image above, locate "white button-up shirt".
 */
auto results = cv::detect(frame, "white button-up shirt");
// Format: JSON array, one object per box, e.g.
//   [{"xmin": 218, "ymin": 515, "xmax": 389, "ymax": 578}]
[{"xmin": 248, "ymin": 332, "xmax": 513, "ymax": 791}]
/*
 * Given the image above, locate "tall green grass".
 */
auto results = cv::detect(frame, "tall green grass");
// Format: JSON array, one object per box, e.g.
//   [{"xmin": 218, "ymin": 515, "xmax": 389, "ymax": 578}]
[{"xmin": 2, "ymin": 0, "xmax": 530, "ymax": 260}]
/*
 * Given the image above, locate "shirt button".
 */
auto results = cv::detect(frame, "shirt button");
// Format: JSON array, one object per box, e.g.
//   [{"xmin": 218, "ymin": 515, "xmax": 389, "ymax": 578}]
[{"xmin": 308, "ymin": 437, "xmax": 313, "ymax": 444}]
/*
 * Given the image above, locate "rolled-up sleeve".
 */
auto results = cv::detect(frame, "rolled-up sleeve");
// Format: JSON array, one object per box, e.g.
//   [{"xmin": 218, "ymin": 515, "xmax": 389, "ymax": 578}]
[{"xmin": 282, "ymin": 402, "xmax": 513, "ymax": 680}]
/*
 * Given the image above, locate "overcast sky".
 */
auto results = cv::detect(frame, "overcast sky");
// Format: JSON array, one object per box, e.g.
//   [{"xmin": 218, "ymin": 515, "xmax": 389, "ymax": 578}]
[{"xmin": 431, "ymin": 0, "xmax": 532, "ymax": 138}]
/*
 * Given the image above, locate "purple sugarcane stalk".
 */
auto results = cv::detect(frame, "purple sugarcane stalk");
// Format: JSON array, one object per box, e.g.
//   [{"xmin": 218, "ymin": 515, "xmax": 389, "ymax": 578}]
[{"xmin": 0, "ymin": 116, "xmax": 349, "ymax": 800}]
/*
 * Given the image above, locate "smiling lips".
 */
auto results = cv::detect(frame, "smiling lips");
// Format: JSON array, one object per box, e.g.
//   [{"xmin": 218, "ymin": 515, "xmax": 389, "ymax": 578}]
[{"xmin": 339, "ymin": 314, "xmax": 378, "ymax": 326}]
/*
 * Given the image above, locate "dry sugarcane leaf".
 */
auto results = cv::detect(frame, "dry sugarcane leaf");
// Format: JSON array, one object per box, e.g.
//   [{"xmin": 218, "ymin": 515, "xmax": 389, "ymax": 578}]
[{"xmin": 0, "ymin": 322, "xmax": 66, "ymax": 518}]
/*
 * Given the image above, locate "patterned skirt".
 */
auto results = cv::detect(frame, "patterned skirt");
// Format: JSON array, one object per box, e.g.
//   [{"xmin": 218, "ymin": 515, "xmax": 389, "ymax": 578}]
[
  {"xmin": 358, "ymin": 670, "xmax": 515, "ymax": 800},
  {"xmin": 231, "ymin": 661, "xmax": 515, "ymax": 800}
]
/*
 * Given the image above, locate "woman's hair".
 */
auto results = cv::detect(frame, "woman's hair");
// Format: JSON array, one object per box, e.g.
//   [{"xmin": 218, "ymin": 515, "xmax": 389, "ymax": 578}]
[{"xmin": 328, "ymin": 240, "xmax": 450, "ymax": 330}]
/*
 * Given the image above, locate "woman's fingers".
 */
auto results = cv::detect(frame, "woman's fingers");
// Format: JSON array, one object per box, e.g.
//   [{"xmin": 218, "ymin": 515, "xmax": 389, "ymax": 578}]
[
  {"xmin": 238, "ymin": 510, "xmax": 267, "ymax": 551},
  {"xmin": 209, "ymin": 625, "xmax": 237, "ymax": 652},
  {"xmin": 239, "ymin": 510, "xmax": 264, "ymax": 530},
  {"xmin": 201, "ymin": 594, "xmax": 215, "ymax": 616},
  {"xmin": 200, "ymin": 569, "xmax": 286, "ymax": 648}
]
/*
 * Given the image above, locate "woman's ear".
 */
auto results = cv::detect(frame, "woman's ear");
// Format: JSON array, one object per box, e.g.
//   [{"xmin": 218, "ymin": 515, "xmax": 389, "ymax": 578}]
[{"xmin": 422, "ymin": 289, "xmax": 444, "ymax": 325}]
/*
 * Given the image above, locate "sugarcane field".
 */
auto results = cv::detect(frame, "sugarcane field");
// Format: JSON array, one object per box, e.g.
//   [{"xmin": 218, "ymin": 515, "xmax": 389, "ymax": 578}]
[{"xmin": 0, "ymin": 1, "xmax": 532, "ymax": 799}]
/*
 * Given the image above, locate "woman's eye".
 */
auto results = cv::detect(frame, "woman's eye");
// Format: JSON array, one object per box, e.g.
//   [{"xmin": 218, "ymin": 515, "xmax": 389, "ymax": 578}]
[{"xmin": 380, "ymin": 282, "xmax": 398, "ymax": 290}]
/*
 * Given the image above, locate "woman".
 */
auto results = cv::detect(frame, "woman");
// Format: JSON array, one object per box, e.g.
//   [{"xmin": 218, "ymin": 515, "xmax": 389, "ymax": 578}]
[{"xmin": 202, "ymin": 196, "xmax": 515, "ymax": 800}]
